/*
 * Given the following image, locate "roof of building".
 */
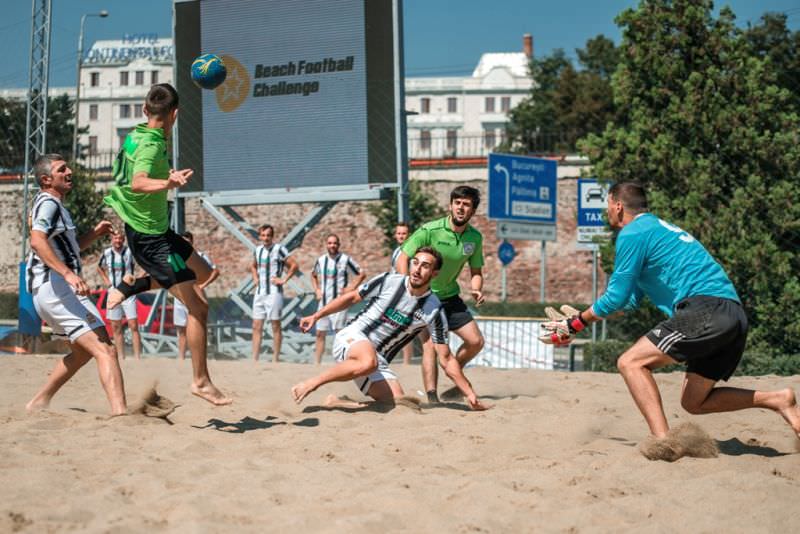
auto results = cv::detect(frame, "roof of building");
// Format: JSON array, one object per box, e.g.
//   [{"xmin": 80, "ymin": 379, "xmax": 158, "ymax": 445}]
[{"xmin": 472, "ymin": 52, "xmax": 529, "ymax": 78}]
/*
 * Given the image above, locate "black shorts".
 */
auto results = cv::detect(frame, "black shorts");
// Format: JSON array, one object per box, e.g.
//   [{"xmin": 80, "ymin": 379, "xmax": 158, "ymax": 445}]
[
  {"xmin": 125, "ymin": 224, "xmax": 196, "ymax": 289},
  {"xmin": 440, "ymin": 294, "xmax": 474, "ymax": 331},
  {"xmin": 646, "ymin": 296, "xmax": 748, "ymax": 382}
]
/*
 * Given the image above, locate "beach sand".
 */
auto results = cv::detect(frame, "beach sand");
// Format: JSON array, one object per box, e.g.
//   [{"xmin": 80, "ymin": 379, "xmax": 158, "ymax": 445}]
[{"xmin": 1, "ymin": 355, "xmax": 798, "ymax": 533}]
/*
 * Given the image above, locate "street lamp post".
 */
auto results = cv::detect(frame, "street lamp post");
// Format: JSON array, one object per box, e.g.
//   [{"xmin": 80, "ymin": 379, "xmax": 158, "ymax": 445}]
[{"xmin": 72, "ymin": 10, "xmax": 108, "ymax": 163}]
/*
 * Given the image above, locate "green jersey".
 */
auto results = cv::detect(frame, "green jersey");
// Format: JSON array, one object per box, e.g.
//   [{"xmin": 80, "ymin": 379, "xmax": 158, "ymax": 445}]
[
  {"xmin": 402, "ymin": 216, "xmax": 484, "ymax": 299},
  {"xmin": 104, "ymin": 123, "xmax": 170, "ymax": 235}
]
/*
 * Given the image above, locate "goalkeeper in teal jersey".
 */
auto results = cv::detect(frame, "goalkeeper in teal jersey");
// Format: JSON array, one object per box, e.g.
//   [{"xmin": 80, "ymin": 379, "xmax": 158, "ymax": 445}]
[{"xmin": 544, "ymin": 182, "xmax": 799, "ymax": 448}]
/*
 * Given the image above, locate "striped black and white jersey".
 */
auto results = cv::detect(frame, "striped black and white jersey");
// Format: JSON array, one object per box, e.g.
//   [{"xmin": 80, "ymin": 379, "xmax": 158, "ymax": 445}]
[
  {"xmin": 390, "ymin": 245, "xmax": 403, "ymax": 274},
  {"xmin": 347, "ymin": 273, "xmax": 448, "ymax": 363},
  {"xmin": 26, "ymin": 191, "xmax": 82, "ymax": 292},
  {"xmin": 254, "ymin": 243, "xmax": 290, "ymax": 295},
  {"xmin": 98, "ymin": 246, "xmax": 135, "ymax": 287},
  {"xmin": 313, "ymin": 253, "xmax": 362, "ymax": 306}
]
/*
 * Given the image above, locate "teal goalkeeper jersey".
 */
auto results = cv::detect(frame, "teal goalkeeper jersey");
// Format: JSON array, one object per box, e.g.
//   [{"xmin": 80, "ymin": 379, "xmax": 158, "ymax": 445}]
[{"xmin": 592, "ymin": 213, "xmax": 739, "ymax": 318}]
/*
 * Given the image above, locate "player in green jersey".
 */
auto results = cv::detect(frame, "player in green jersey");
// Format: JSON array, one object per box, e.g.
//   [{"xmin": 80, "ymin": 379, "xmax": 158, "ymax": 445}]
[
  {"xmin": 103, "ymin": 84, "xmax": 230, "ymax": 406},
  {"xmin": 396, "ymin": 186, "xmax": 486, "ymax": 403}
]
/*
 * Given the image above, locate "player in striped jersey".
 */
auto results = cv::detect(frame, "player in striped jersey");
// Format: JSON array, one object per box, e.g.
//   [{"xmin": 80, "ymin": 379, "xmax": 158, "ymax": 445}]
[
  {"xmin": 98, "ymin": 232, "xmax": 142, "ymax": 360},
  {"xmin": 390, "ymin": 222, "xmax": 414, "ymax": 365},
  {"xmin": 310, "ymin": 234, "xmax": 365, "ymax": 364},
  {"xmin": 251, "ymin": 224, "xmax": 298, "ymax": 363},
  {"xmin": 292, "ymin": 247, "xmax": 488, "ymax": 410},
  {"xmin": 173, "ymin": 232, "xmax": 219, "ymax": 361},
  {"xmin": 25, "ymin": 154, "xmax": 127, "ymax": 415}
]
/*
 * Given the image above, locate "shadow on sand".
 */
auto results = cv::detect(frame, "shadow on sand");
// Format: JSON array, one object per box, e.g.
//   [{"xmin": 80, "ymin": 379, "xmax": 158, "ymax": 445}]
[
  {"xmin": 193, "ymin": 415, "xmax": 319, "ymax": 433},
  {"xmin": 716, "ymin": 437, "xmax": 793, "ymax": 457}
]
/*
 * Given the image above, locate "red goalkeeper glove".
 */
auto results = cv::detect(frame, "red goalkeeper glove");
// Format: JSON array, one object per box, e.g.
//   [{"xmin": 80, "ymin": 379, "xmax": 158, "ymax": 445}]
[{"xmin": 538, "ymin": 305, "xmax": 586, "ymax": 345}]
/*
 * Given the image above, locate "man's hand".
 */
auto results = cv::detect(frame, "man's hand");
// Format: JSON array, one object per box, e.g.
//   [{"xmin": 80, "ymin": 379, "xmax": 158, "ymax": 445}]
[
  {"xmin": 470, "ymin": 290, "xmax": 485, "ymax": 306},
  {"xmin": 466, "ymin": 395, "xmax": 490, "ymax": 411},
  {"xmin": 271, "ymin": 276, "xmax": 285, "ymax": 286},
  {"xmin": 299, "ymin": 314, "xmax": 318, "ymax": 333},
  {"xmin": 64, "ymin": 271, "xmax": 90, "ymax": 296},
  {"xmin": 167, "ymin": 168, "xmax": 194, "ymax": 190},
  {"xmin": 93, "ymin": 220, "xmax": 114, "ymax": 237},
  {"xmin": 539, "ymin": 304, "xmax": 585, "ymax": 346},
  {"xmin": 314, "ymin": 288, "xmax": 322, "ymax": 300}
]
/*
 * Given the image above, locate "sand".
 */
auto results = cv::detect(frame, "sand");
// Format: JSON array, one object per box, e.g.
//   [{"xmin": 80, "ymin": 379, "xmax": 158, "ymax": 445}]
[{"xmin": 1, "ymin": 355, "xmax": 798, "ymax": 533}]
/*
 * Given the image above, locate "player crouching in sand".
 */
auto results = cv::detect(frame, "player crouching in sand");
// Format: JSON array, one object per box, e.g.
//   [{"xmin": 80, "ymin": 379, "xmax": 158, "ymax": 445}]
[{"xmin": 292, "ymin": 248, "xmax": 488, "ymax": 411}]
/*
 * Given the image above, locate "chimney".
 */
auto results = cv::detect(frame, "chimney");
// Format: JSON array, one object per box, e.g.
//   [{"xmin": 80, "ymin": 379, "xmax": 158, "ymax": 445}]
[{"xmin": 523, "ymin": 33, "xmax": 533, "ymax": 58}]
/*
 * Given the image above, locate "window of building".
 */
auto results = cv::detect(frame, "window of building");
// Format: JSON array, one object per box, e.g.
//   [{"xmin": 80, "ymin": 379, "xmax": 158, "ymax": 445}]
[
  {"xmin": 420, "ymin": 130, "xmax": 431, "ymax": 150},
  {"xmin": 120, "ymin": 71, "xmax": 129, "ymax": 86},
  {"xmin": 446, "ymin": 129, "xmax": 458, "ymax": 153},
  {"xmin": 135, "ymin": 71, "xmax": 145, "ymax": 85},
  {"xmin": 117, "ymin": 128, "xmax": 131, "ymax": 150},
  {"xmin": 447, "ymin": 97, "xmax": 457, "ymax": 113},
  {"xmin": 501, "ymin": 96, "xmax": 511, "ymax": 112},
  {"xmin": 134, "ymin": 104, "xmax": 143, "ymax": 118},
  {"xmin": 151, "ymin": 70, "xmax": 159, "ymax": 84},
  {"xmin": 485, "ymin": 97, "xmax": 495, "ymax": 113},
  {"xmin": 90, "ymin": 72, "xmax": 99, "ymax": 87},
  {"xmin": 420, "ymin": 97, "xmax": 430, "ymax": 114},
  {"xmin": 484, "ymin": 129, "xmax": 496, "ymax": 149},
  {"xmin": 120, "ymin": 104, "xmax": 131, "ymax": 119},
  {"xmin": 88, "ymin": 136, "xmax": 98, "ymax": 155},
  {"xmin": 89, "ymin": 104, "xmax": 98, "ymax": 121}
]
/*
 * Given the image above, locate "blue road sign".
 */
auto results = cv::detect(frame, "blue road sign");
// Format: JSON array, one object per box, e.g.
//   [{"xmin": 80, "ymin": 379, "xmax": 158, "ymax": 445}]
[
  {"xmin": 488, "ymin": 153, "xmax": 557, "ymax": 224},
  {"xmin": 577, "ymin": 178, "xmax": 610, "ymax": 244},
  {"xmin": 498, "ymin": 240, "xmax": 516, "ymax": 266}
]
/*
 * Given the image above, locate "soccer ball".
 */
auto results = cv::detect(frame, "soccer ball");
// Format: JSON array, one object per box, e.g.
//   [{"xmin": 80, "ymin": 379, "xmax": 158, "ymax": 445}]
[{"xmin": 191, "ymin": 54, "xmax": 227, "ymax": 90}]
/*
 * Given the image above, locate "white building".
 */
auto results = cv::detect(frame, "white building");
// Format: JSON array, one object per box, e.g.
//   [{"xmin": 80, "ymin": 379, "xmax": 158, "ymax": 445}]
[
  {"xmin": 405, "ymin": 34, "xmax": 533, "ymax": 159},
  {"xmin": 1, "ymin": 34, "xmax": 532, "ymax": 166}
]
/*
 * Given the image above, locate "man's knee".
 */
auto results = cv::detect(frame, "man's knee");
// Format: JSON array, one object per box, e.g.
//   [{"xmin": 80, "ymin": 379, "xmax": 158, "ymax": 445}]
[
  {"xmin": 680, "ymin": 396, "xmax": 704, "ymax": 414},
  {"xmin": 617, "ymin": 351, "xmax": 635, "ymax": 374},
  {"xmin": 111, "ymin": 321, "xmax": 123, "ymax": 334},
  {"xmin": 354, "ymin": 356, "xmax": 378, "ymax": 376},
  {"xmin": 186, "ymin": 296, "xmax": 209, "ymax": 322}
]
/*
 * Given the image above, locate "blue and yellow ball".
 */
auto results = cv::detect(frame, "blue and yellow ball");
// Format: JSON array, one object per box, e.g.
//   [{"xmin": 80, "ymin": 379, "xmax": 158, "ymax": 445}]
[{"xmin": 191, "ymin": 54, "xmax": 227, "ymax": 90}]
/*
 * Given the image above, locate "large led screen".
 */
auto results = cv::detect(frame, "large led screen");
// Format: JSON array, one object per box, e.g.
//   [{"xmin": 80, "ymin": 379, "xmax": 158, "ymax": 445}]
[{"xmin": 174, "ymin": 0, "xmax": 397, "ymax": 193}]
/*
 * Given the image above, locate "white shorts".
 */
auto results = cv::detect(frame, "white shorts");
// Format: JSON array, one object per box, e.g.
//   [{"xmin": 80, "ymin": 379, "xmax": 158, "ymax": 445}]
[
  {"xmin": 252, "ymin": 293, "xmax": 284, "ymax": 321},
  {"xmin": 33, "ymin": 274, "xmax": 104, "ymax": 343},
  {"xmin": 316, "ymin": 309, "xmax": 348, "ymax": 332},
  {"xmin": 333, "ymin": 327, "xmax": 397, "ymax": 395},
  {"xmin": 173, "ymin": 299, "xmax": 188, "ymax": 328},
  {"xmin": 106, "ymin": 293, "xmax": 138, "ymax": 321}
]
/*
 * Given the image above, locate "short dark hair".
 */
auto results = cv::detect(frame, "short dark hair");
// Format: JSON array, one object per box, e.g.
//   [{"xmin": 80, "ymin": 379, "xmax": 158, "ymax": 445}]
[
  {"xmin": 33, "ymin": 153, "xmax": 65, "ymax": 186},
  {"xmin": 326, "ymin": 233, "xmax": 340, "ymax": 243},
  {"xmin": 609, "ymin": 182, "xmax": 648, "ymax": 214},
  {"xmin": 395, "ymin": 221, "xmax": 410, "ymax": 230},
  {"xmin": 258, "ymin": 224, "xmax": 274, "ymax": 234},
  {"xmin": 415, "ymin": 246, "xmax": 443, "ymax": 271},
  {"xmin": 450, "ymin": 185, "xmax": 481, "ymax": 208},
  {"xmin": 181, "ymin": 230, "xmax": 194, "ymax": 243},
  {"xmin": 145, "ymin": 83, "xmax": 179, "ymax": 117}
]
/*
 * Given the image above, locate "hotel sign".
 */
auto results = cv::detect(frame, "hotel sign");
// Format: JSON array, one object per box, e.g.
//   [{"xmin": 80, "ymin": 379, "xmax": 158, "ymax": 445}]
[{"xmin": 84, "ymin": 34, "xmax": 174, "ymax": 65}]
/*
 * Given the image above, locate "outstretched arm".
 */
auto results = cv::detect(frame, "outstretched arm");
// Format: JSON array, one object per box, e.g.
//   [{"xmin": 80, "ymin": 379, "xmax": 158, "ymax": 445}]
[
  {"xmin": 435, "ymin": 343, "xmax": 488, "ymax": 411},
  {"xmin": 299, "ymin": 291, "xmax": 363, "ymax": 332},
  {"xmin": 78, "ymin": 221, "xmax": 114, "ymax": 251}
]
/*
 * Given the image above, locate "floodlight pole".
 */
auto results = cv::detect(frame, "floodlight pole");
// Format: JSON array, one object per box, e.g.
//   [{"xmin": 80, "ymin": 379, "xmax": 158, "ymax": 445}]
[
  {"xmin": 393, "ymin": 0, "xmax": 409, "ymax": 223},
  {"xmin": 72, "ymin": 10, "xmax": 109, "ymax": 163}
]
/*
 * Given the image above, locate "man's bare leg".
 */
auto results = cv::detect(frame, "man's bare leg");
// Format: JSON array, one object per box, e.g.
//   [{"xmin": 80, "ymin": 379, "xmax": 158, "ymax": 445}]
[
  {"xmin": 169, "ymin": 280, "xmax": 231, "ymax": 406},
  {"xmin": 111, "ymin": 320, "xmax": 125, "ymax": 360},
  {"xmin": 128, "ymin": 318, "xmax": 142, "ymax": 360},
  {"xmin": 617, "ymin": 336, "xmax": 677, "ymax": 438},
  {"xmin": 681, "ymin": 372, "xmax": 800, "ymax": 438},
  {"xmin": 452, "ymin": 320, "xmax": 485, "ymax": 367},
  {"xmin": 177, "ymin": 326, "xmax": 187, "ymax": 361},
  {"xmin": 402, "ymin": 343, "xmax": 413, "ymax": 365},
  {"xmin": 27, "ymin": 327, "xmax": 127, "ymax": 415},
  {"xmin": 107, "ymin": 274, "xmax": 160, "ymax": 310},
  {"xmin": 292, "ymin": 340, "xmax": 377, "ymax": 403},
  {"xmin": 314, "ymin": 330, "xmax": 327, "ymax": 365},
  {"xmin": 251, "ymin": 318, "xmax": 264, "ymax": 362},
  {"xmin": 271, "ymin": 320, "xmax": 282, "ymax": 363}
]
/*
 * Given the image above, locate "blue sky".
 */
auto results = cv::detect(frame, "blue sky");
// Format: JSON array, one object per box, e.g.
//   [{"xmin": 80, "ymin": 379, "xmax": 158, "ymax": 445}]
[{"xmin": 0, "ymin": 0, "xmax": 798, "ymax": 88}]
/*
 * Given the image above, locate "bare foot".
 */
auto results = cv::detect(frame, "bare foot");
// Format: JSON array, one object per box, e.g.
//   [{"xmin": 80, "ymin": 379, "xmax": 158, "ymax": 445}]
[
  {"xmin": 291, "ymin": 380, "xmax": 317, "ymax": 404},
  {"xmin": 106, "ymin": 287, "xmax": 126, "ymax": 310},
  {"xmin": 25, "ymin": 397, "xmax": 50, "ymax": 412},
  {"xmin": 191, "ymin": 382, "xmax": 232, "ymax": 406},
  {"xmin": 324, "ymin": 394, "xmax": 366, "ymax": 409},
  {"xmin": 776, "ymin": 389, "xmax": 800, "ymax": 438}
]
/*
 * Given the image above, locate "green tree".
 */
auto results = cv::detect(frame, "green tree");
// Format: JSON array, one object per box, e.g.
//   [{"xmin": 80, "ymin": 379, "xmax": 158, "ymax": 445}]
[
  {"xmin": 502, "ymin": 35, "xmax": 619, "ymax": 153},
  {"xmin": 367, "ymin": 181, "xmax": 446, "ymax": 252},
  {"xmin": 743, "ymin": 12, "xmax": 800, "ymax": 110},
  {"xmin": 580, "ymin": 0, "xmax": 800, "ymax": 356}
]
